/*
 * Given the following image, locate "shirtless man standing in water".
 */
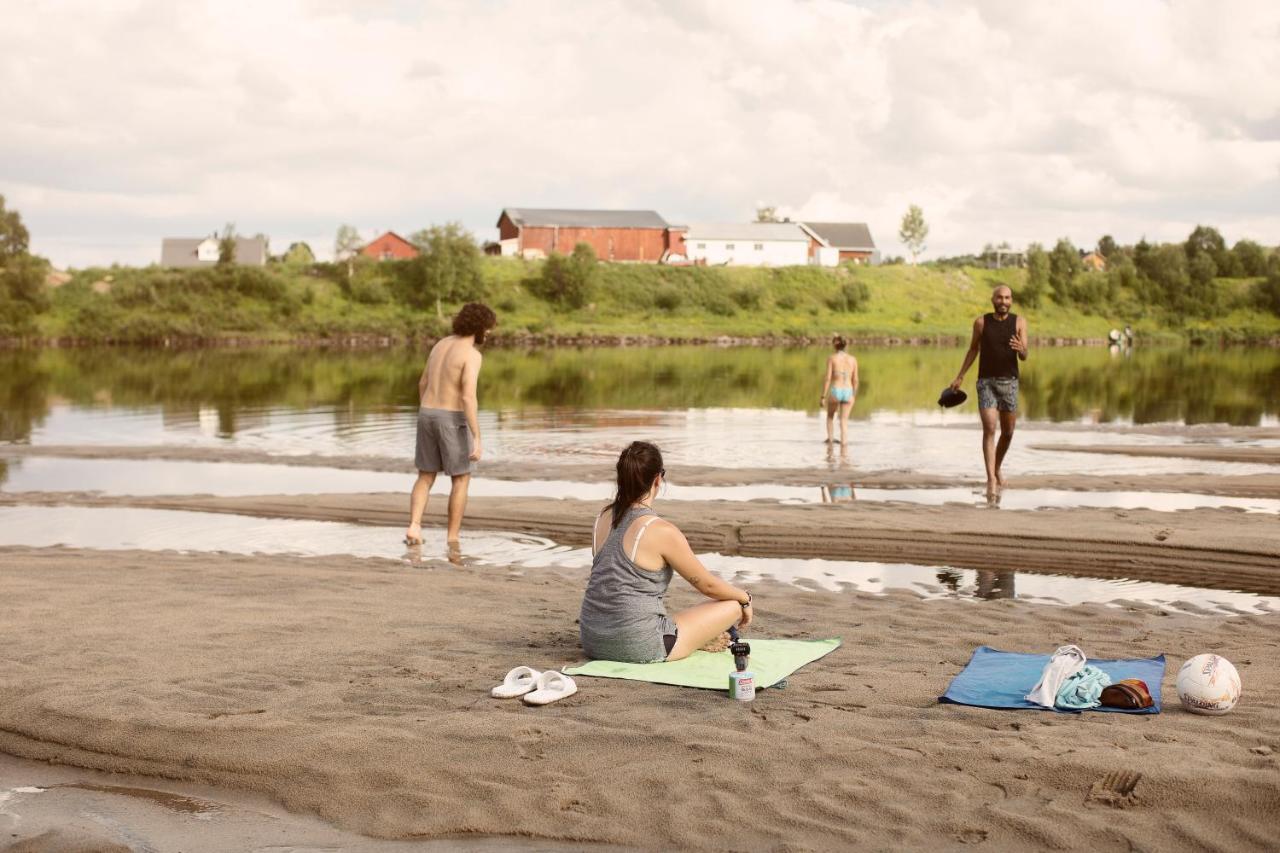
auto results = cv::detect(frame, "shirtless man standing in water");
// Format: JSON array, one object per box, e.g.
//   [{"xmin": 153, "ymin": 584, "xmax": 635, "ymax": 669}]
[
  {"xmin": 949, "ymin": 285, "xmax": 1028, "ymax": 494},
  {"xmin": 404, "ymin": 303, "xmax": 497, "ymax": 547}
]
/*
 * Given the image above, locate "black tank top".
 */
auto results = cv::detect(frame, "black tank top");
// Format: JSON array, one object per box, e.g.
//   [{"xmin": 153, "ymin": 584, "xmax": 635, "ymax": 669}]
[{"xmin": 978, "ymin": 312, "xmax": 1019, "ymax": 379}]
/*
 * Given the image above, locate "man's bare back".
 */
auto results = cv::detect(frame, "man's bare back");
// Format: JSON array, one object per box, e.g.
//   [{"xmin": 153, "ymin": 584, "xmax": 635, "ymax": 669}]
[{"xmin": 420, "ymin": 335, "xmax": 479, "ymax": 410}]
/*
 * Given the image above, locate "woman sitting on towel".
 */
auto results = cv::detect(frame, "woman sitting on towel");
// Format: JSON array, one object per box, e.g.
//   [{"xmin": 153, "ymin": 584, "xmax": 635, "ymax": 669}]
[{"xmin": 579, "ymin": 441, "xmax": 754, "ymax": 663}]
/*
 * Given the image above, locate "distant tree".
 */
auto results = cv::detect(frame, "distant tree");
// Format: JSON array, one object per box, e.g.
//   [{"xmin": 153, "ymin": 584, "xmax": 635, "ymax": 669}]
[
  {"xmin": 755, "ymin": 205, "xmax": 779, "ymax": 223},
  {"xmin": 532, "ymin": 242, "xmax": 598, "ymax": 309},
  {"xmin": 0, "ymin": 197, "xmax": 48, "ymax": 334},
  {"xmin": 1097, "ymin": 235, "xmax": 1119, "ymax": 259},
  {"xmin": 283, "ymin": 242, "xmax": 316, "ymax": 266},
  {"xmin": 405, "ymin": 223, "xmax": 484, "ymax": 316},
  {"xmin": 1232, "ymin": 239, "xmax": 1268, "ymax": 277},
  {"xmin": 217, "ymin": 223, "xmax": 237, "ymax": 265},
  {"xmin": 980, "ymin": 243, "xmax": 996, "ymax": 266},
  {"xmin": 334, "ymin": 224, "xmax": 363, "ymax": 279},
  {"xmin": 1048, "ymin": 238, "xmax": 1081, "ymax": 303},
  {"xmin": 0, "ymin": 194, "xmax": 30, "ymax": 262},
  {"xmin": 898, "ymin": 205, "xmax": 928, "ymax": 264},
  {"xmin": 1023, "ymin": 243, "xmax": 1049, "ymax": 307},
  {"xmin": 1184, "ymin": 224, "xmax": 1229, "ymax": 275}
]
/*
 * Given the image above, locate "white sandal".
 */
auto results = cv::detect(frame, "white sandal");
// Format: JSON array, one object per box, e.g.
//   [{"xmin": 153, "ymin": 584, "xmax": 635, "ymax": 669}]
[
  {"xmin": 490, "ymin": 666, "xmax": 542, "ymax": 698},
  {"xmin": 523, "ymin": 671, "xmax": 578, "ymax": 706}
]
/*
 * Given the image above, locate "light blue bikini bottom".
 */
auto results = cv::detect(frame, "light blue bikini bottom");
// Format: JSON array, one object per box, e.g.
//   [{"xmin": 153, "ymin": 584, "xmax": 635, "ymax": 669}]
[{"xmin": 830, "ymin": 387, "xmax": 853, "ymax": 403}]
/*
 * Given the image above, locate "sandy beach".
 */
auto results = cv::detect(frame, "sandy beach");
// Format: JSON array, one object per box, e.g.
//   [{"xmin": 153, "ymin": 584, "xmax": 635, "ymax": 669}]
[{"xmin": 1, "ymin": 479, "xmax": 1278, "ymax": 850}]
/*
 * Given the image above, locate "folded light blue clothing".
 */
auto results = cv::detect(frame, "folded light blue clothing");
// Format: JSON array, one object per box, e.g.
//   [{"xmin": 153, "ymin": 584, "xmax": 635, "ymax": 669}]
[{"xmin": 1055, "ymin": 665, "xmax": 1112, "ymax": 710}]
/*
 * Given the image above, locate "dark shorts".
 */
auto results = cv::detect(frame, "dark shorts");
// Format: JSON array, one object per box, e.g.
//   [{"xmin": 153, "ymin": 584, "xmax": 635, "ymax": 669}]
[
  {"xmin": 977, "ymin": 377, "xmax": 1019, "ymax": 412},
  {"xmin": 415, "ymin": 408, "xmax": 474, "ymax": 476}
]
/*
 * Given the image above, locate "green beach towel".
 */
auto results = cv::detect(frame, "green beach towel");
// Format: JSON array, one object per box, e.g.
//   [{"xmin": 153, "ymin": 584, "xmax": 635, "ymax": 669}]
[{"xmin": 564, "ymin": 638, "xmax": 841, "ymax": 691}]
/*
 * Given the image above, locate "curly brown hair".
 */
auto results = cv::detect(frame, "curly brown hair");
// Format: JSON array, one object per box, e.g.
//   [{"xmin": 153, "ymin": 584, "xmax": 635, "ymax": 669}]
[{"xmin": 452, "ymin": 302, "xmax": 497, "ymax": 343}]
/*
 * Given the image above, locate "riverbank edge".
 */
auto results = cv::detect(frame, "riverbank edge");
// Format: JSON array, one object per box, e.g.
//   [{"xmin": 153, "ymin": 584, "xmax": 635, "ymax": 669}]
[{"xmin": 6, "ymin": 330, "xmax": 1270, "ymax": 349}]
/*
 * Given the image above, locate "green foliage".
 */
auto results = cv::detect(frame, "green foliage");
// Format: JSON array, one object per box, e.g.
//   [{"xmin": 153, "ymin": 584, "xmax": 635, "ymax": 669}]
[
  {"xmin": 1184, "ymin": 224, "xmax": 1230, "ymax": 273},
  {"xmin": 1254, "ymin": 257, "xmax": 1280, "ymax": 316},
  {"xmin": 1097, "ymin": 235, "xmax": 1119, "ymax": 259},
  {"xmin": 826, "ymin": 279, "xmax": 870, "ymax": 312},
  {"xmin": 529, "ymin": 242, "xmax": 598, "ymax": 308},
  {"xmin": 282, "ymin": 242, "xmax": 315, "ymax": 266},
  {"xmin": 218, "ymin": 223, "xmax": 237, "ymax": 265},
  {"xmin": 1023, "ymin": 243, "xmax": 1049, "ymax": 308},
  {"xmin": 653, "ymin": 284, "xmax": 682, "ymax": 312},
  {"xmin": 400, "ymin": 223, "xmax": 485, "ymax": 311},
  {"xmin": 0, "ymin": 194, "xmax": 31, "ymax": 261},
  {"xmin": 898, "ymin": 204, "xmax": 928, "ymax": 263},
  {"xmin": 1233, "ymin": 239, "xmax": 1268, "ymax": 277},
  {"xmin": 1048, "ymin": 238, "xmax": 1082, "ymax": 303},
  {"xmin": 730, "ymin": 284, "xmax": 763, "ymax": 310}
]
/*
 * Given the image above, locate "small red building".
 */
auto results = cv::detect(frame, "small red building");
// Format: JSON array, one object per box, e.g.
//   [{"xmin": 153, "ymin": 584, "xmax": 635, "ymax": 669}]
[
  {"xmin": 496, "ymin": 208, "xmax": 686, "ymax": 262},
  {"xmin": 360, "ymin": 231, "xmax": 420, "ymax": 261}
]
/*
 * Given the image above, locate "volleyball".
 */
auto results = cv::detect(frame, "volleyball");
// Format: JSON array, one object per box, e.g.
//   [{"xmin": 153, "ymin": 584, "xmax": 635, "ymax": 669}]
[{"xmin": 1176, "ymin": 654, "xmax": 1241, "ymax": 715}]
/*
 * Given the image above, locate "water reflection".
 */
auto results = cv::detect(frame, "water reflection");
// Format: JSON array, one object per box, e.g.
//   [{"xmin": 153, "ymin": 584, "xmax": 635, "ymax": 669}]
[
  {"xmin": 0, "ymin": 506, "xmax": 1273, "ymax": 615},
  {"xmin": 2, "ymin": 345, "xmax": 1279, "ymax": 448}
]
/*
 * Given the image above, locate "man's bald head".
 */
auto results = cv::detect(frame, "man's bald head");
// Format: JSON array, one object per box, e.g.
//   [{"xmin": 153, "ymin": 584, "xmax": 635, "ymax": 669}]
[{"xmin": 991, "ymin": 285, "xmax": 1013, "ymax": 316}]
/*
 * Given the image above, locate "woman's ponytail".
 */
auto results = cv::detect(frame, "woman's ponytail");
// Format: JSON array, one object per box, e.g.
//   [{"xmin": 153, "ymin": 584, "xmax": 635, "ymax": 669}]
[{"xmin": 608, "ymin": 441, "xmax": 664, "ymax": 528}]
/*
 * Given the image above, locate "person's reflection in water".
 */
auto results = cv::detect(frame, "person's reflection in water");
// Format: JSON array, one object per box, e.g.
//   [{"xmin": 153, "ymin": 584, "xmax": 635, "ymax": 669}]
[
  {"xmin": 820, "ymin": 483, "xmax": 856, "ymax": 504},
  {"xmin": 935, "ymin": 569, "xmax": 963, "ymax": 592},
  {"xmin": 975, "ymin": 570, "xmax": 1016, "ymax": 600}
]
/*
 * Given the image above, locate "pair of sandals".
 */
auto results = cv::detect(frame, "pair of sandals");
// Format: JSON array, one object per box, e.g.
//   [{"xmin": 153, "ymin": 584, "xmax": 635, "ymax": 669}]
[{"xmin": 491, "ymin": 666, "xmax": 578, "ymax": 705}]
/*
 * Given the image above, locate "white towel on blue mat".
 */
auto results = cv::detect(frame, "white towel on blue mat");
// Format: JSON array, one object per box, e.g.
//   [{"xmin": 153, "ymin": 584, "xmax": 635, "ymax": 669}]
[{"xmin": 1025, "ymin": 645, "xmax": 1086, "ymax": 708}]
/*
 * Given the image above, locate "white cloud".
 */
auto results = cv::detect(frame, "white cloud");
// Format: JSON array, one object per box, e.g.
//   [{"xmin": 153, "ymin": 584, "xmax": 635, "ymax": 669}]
[{"xmin": 1, "ymin": 0, "xmax": 1277, "ymax": 267}]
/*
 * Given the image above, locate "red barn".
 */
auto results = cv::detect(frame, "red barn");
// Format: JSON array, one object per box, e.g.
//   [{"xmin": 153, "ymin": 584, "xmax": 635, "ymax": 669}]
[
  {"xmin": 496, "ymin": 208, "xmax": 686, "ymax": 262},
  {"xmin": 360, "ymin": 231, "xmax": 420, "ymax": 261}
]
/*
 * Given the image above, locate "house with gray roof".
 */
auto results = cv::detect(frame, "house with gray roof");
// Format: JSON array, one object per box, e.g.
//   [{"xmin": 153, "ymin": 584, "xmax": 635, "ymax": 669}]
[
  {"xmin": 495, "ymin": 208, "xmax": 686, "ymax": 262},
  {"xmin": 160, "ymin": 235, "xmax": 269, "ymax": 268},
  {"xmin": 798, "ymin": 222, "xmax": 878, "ymax": 266}
]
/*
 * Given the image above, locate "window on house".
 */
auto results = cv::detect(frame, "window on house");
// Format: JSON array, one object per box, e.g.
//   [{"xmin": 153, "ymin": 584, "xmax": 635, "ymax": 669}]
[
  {"xmin": 726, "ymin": 243, "xmax": 735, "ymax": 250},
  {"xmin": 753, "ymin": 243, "xmax": 763, "ymax": 251}
]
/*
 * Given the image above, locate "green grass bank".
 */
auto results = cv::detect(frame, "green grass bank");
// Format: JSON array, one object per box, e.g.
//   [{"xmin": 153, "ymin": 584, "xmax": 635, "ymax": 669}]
[{"xmin": 18, "ymin": 258, "xmax": 1280, "ymax": 346}]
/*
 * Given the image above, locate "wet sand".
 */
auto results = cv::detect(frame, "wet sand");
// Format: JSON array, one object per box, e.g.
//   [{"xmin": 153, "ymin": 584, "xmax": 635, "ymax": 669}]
[
  {"xmin": 1031, "ymin": 443, "xmax": 1280, "ymax": 465},
  {"xmin": 0, "ymin": 544, "xmax": 1277, "ymax": 850}
]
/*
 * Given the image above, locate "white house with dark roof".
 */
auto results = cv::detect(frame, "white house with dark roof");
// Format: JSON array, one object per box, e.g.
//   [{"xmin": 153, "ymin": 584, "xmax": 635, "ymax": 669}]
[
  {"xmin": 684, "ymin": 222, "xmax": 810, "ymax": 267},
  {"xmin": 798, "ymin": 222, "xmax": 878, "ymax": 266},
  {"xmin": 160, "ymin": 235, "xmax": 269, "ymax": 268}
]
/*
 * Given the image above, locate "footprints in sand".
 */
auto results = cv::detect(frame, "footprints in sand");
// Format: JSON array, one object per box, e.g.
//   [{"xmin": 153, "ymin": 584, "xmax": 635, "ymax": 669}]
[
  {"xmin": 955, "ymin": 827, "xmax": 989, "ymax": 844},
  {"xmin": 1154, "ymin": 528, "xmax": 1172, "ymax": 541},
  {"xmin": 1087, "ymin": 770, "xmax": 1142, "ymax": 807}
]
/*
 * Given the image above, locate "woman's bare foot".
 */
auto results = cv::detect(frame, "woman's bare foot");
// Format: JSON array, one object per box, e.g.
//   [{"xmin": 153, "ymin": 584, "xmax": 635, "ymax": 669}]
[
  {"xmin": 699, "ymin": 631, "xmax": 731, "ymax": 654},
  {"xmin": 404, "ymin": 524, "xmax": 423, "ymax": 546}
]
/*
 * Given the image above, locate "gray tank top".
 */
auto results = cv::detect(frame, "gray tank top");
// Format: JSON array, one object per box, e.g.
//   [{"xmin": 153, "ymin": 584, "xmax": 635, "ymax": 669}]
[{"xmin": 578, "ymin": 505, "xmax": 676, "ymax": 663}]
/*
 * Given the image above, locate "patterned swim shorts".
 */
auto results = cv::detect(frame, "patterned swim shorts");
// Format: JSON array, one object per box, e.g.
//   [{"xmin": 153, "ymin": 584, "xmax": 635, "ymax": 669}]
[{"xmin": 976, "ymin": 377, "xmax": 1019, "ymax": 412}]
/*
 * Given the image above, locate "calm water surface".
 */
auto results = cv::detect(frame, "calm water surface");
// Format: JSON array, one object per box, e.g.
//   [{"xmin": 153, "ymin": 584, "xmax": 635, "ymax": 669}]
[{"xmin": 2, "ymin": 346, "xmax": 1277, "ymax": 476}]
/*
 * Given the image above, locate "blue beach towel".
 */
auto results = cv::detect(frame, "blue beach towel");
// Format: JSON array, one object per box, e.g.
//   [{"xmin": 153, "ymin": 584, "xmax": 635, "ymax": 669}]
[{"xmin": 940, "ymin": 646, "xmax": 1164, "ymax": 714}]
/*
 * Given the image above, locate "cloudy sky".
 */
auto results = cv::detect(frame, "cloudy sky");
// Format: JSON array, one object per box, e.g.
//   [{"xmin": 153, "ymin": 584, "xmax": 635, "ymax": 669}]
[{"xmin": 3, "ymin": 0, "xmax": 1278, "ymax": 268}]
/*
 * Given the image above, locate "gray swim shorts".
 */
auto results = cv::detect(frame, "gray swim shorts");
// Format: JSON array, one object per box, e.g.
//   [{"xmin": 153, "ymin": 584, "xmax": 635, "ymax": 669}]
[
  {"xmin": 976, "ymin": 377, "xmax": 1019, "ymax": 412},
  {"xmin": 415, "ymin": 408, "xmax": 474, "ymax": 475}
]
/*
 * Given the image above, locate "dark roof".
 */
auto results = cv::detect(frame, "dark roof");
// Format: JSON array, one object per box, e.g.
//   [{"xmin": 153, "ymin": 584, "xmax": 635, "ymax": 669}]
[
  {"xmin": 498, "ymin": 208, "xmax": 669, "ymax": 229},
  {"xmin": 799, "ymin": 221, "xmax": 876, "ymax": 251}
]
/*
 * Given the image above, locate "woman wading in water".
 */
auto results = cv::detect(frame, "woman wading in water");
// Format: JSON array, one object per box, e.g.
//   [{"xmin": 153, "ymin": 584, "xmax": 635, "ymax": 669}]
[
  {"xmin": 820, "ymin": 335, "xmax": 858, "ymax": 447},
  {"xmin": 579, "ymin": 442, "xmax": 754, "ymax": 663}
]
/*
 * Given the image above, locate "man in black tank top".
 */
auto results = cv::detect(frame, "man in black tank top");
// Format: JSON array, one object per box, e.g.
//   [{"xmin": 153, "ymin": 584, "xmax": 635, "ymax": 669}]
[{"xmin": 949, "ymin": 285, "xmax": 1028, "ymax": 494}]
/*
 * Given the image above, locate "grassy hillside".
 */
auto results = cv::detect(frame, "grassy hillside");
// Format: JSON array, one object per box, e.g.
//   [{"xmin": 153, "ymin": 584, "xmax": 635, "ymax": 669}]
[{"xmin": 24, "ymin": 257, "xmax": 1280, "ymax": 345}]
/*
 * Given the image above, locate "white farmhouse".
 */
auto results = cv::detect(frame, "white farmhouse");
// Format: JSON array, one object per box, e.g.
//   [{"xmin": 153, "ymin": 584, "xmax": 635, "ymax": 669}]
[
  {"xmin": 160, "ymin": 235, "xmax": 269, "ymax": 268},
  {"xmin": 684, "ymin": 222, "xmax": 810, "ymax": 267}
]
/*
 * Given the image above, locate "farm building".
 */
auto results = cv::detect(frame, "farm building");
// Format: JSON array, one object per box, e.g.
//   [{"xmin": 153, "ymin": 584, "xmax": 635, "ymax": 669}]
[
  {"xmin": 361, "ymin": 231, "xmax": 420, "ymax": 261},
  {"xmin": 798, "ymin": 222, "xmax": 878, "ymax": 265},
  {"xmin": 495, "ymin": 208, "xmax": 686, "ymax": 262},
  {"xmin": 160, "ymin": 235, "xmax": 268, "ymax": 268},
  {"xmin": 684, "ymin": 222, "xmax": 811, "ymax": 267}
]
